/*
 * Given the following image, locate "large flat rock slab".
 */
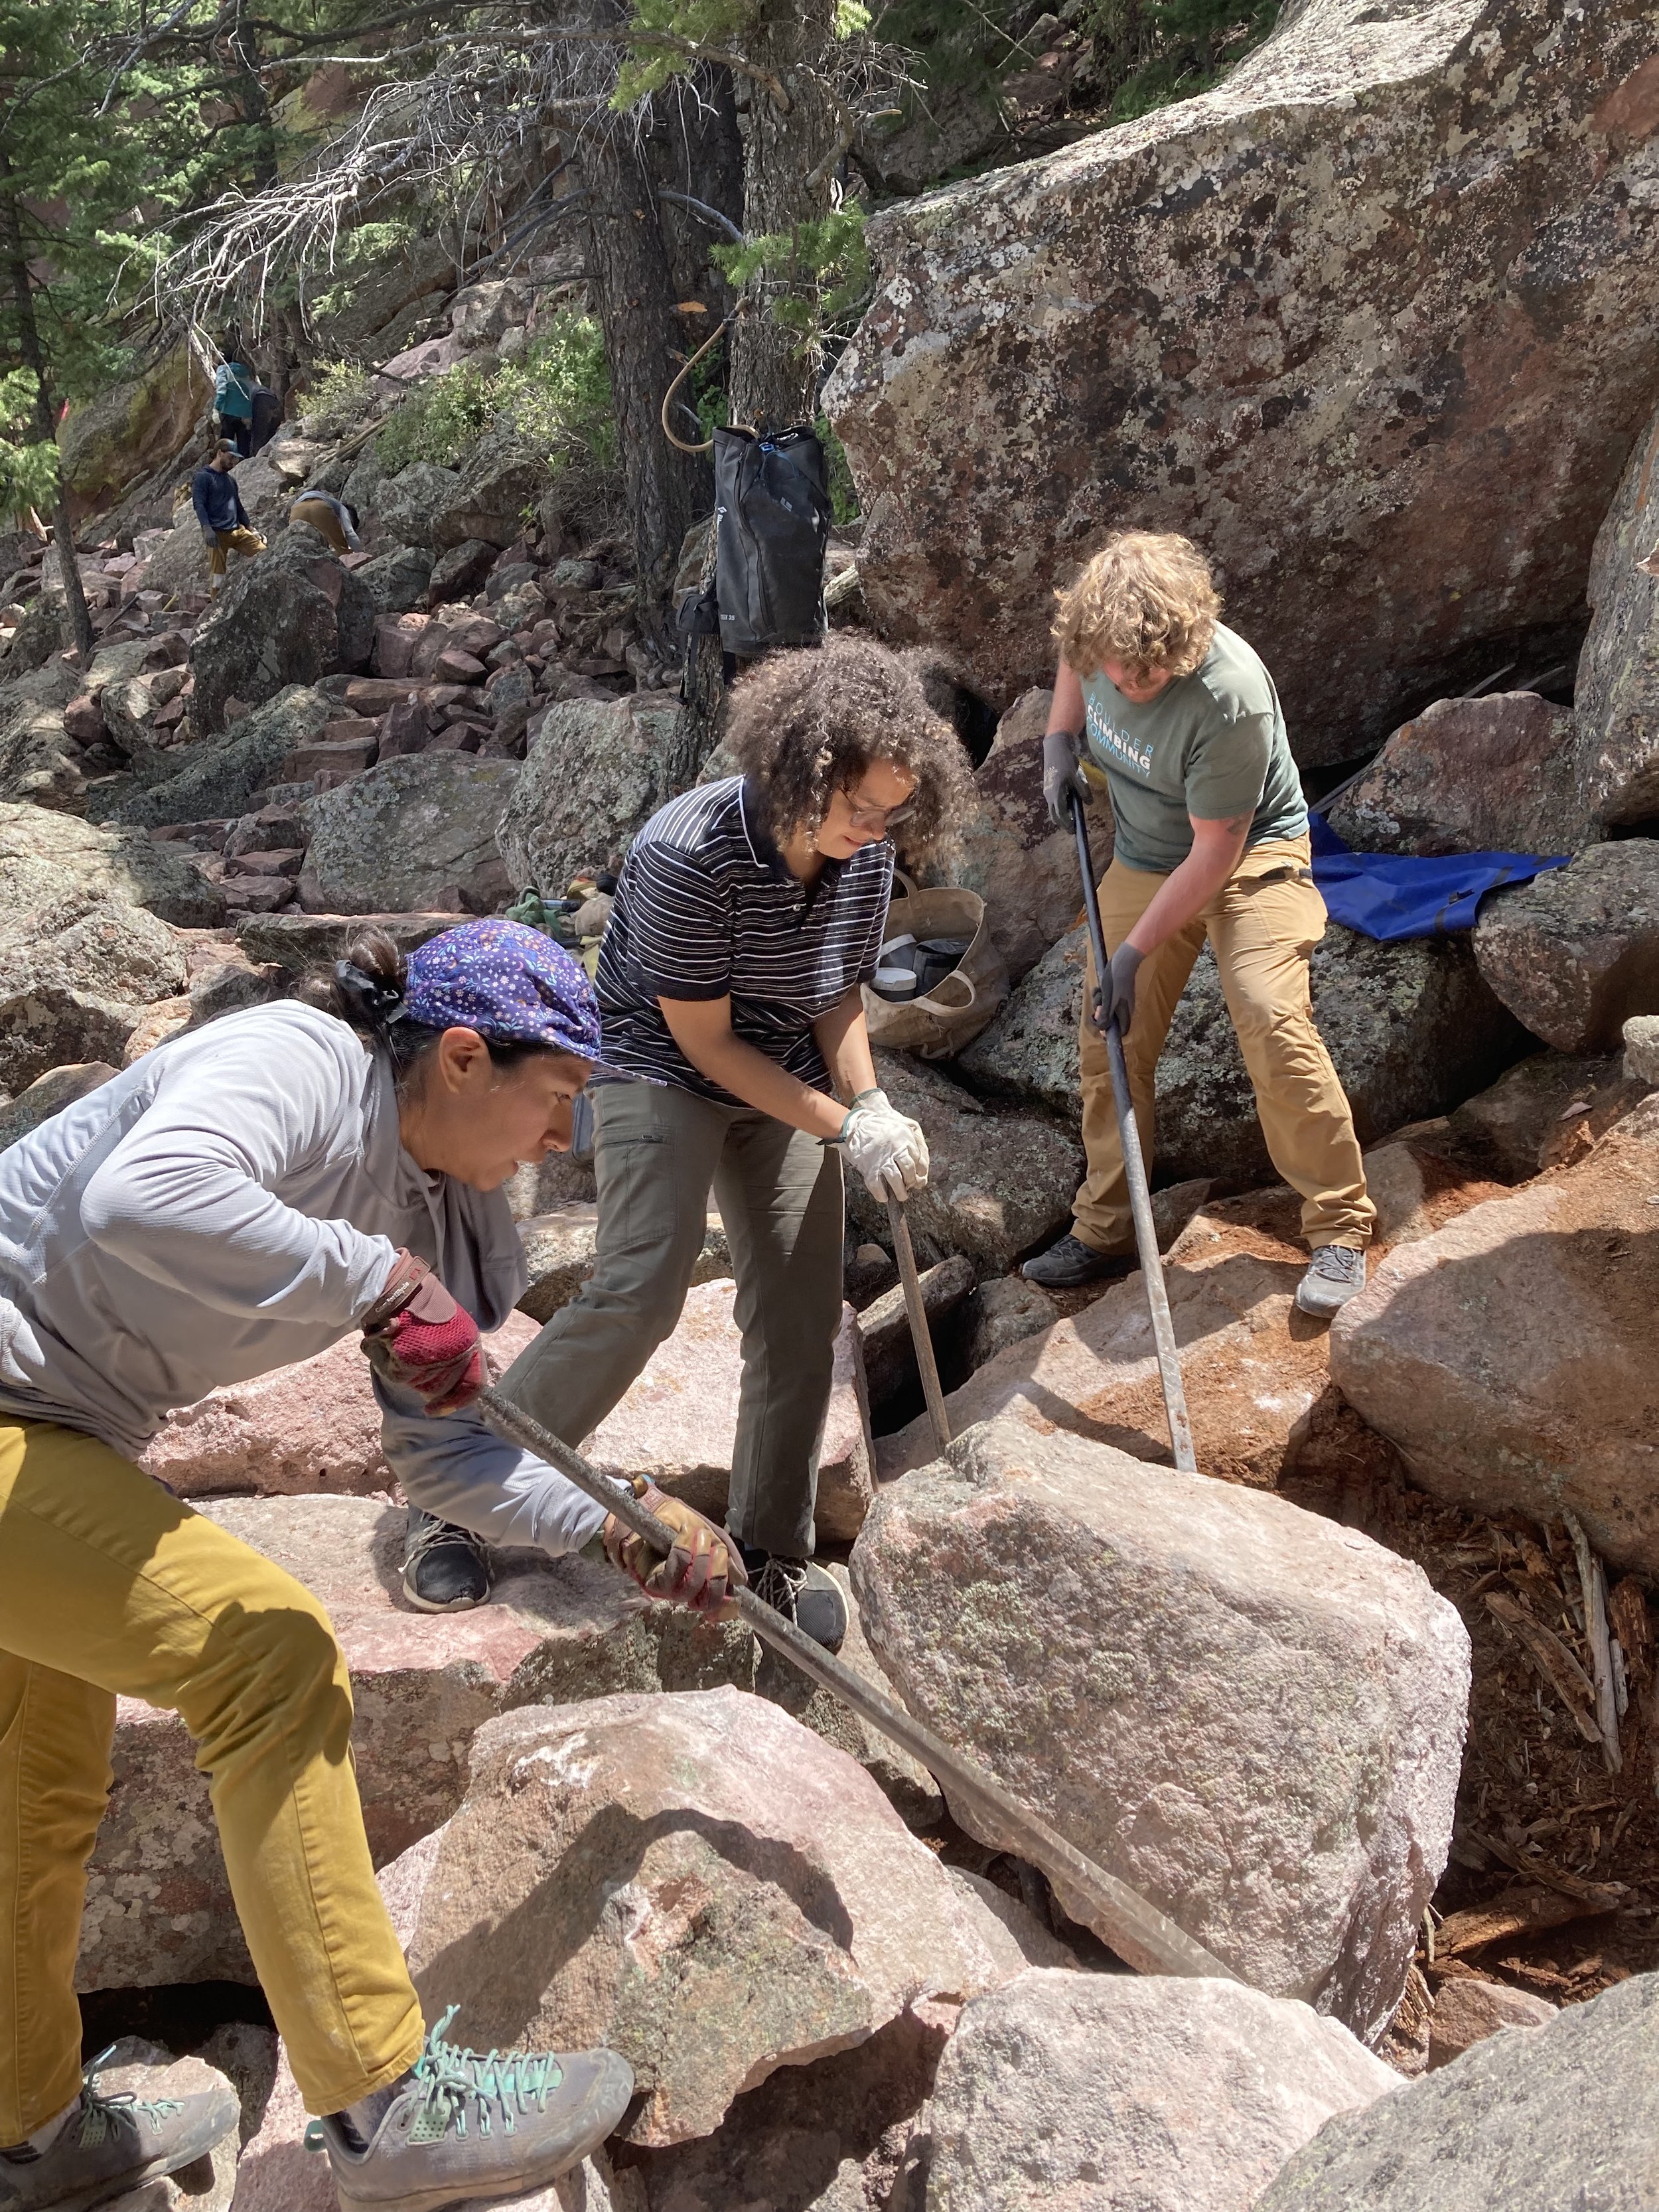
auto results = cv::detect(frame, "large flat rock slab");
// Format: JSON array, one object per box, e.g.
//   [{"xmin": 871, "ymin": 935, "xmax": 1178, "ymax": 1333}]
[
  {"xmin": 78, "ymin": 1495, "xmax": 753, "ymax": 1990},
  {"xmin": 1256, "ymin": 1968, "xmax": 1659, "ymax": 2212},
  {"xmin": 1329, "ymin": 1094, "xmax": 1659, "ymax": 1575},
  {"xmin": 920, "ymin": 1969, "xmax": 1398, "ymax": 2212},
  {"xmin": 852, "ymin": 1416, "xmax": 1470, "ymax": 2042},
  {"xmin": 826, "ymin": 0, "xmax": 1659, "ymax": 761},
  {"xmin": 397, "ymin": 1688, "xmax": 1033, "ymax": 2144}
]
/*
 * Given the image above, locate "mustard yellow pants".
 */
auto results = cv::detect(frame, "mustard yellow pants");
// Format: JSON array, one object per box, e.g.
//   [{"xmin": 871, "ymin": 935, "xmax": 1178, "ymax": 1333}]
[
  {"xmin": 0, "ymin": 1421, "xmax": 424, "ymax": 2138},
  {"xmin": 207, "ymin": 525, "xmax": 264, "ymax": 579},
  {"xmin": 1074, "ymin": 834, "xmax": 1375, "ymax": 1255}
]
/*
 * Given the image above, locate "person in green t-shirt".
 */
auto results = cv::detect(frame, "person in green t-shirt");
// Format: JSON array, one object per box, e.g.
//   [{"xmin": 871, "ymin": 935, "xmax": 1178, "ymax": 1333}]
[{"xmin": 1025, "ymin": 530, "xmax": 1374, "ymax": 1318}]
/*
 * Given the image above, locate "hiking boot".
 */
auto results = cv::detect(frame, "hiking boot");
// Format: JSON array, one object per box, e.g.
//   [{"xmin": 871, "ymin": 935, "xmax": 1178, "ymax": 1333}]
[
  {"xmin": 402, "ymin": 1509, "xmax": 491, "ymax": 1613},
  {"xmin": 1021, "ymin": 1233, "xmax": 1136, "ymax": 1290},
  {"xmin": 0, "ymin": 2049, "xmax": 239, "ymax": 2212},
  {"xmin": 1296, "ymin": 1244, "xmax": 1367, "ymax": 1319},
  {"xmin": 309, "ymin": 2008, "xmax": 634, "ymax": 2212},
  {"xmin": 747, "ymin": 1552, "xmax": 849, "ymax": 1653}
]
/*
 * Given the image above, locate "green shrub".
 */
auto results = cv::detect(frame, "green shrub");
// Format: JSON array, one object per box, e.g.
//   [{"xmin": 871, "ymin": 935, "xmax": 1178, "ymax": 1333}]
[
  {"xmin": 374, "ymin": 313, "xmax": 617, "ymax": 481},
  {"xmin": 299, "ymin": 360, "xmax": 372, "ymax": 443}
]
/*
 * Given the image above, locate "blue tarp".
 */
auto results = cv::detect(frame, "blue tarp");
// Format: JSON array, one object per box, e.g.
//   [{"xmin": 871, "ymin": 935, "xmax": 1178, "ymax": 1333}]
[{"xmin": 1307, "ymin": 812, "xmax": 1570, "ymax": 942}]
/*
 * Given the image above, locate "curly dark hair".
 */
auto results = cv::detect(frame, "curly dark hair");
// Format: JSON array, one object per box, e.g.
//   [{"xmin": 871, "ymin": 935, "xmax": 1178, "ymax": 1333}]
[{"xmin": 724, "ymin": 632, "xmax": 976, "ymax": 865}]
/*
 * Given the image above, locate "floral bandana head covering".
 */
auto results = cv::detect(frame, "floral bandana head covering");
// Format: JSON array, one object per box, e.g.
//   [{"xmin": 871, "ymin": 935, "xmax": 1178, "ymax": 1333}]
[{"xmin": 401, "ymin": 919, "xmax": 604, "ymax": 1062}]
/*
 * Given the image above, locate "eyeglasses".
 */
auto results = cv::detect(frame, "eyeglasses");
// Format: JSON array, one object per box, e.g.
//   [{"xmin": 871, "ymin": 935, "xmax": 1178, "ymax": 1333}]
[{"xmin": 843, "ymin": 792, "xmax": 916, "ymax": 833}]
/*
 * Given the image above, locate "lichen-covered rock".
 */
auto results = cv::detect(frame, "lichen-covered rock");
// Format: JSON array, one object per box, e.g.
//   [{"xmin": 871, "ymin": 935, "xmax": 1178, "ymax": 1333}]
[
  {"xmin": 851, "ymin": 1414, "xmax": 1470, "ymax": 2041},
  {"xmin": 857, "ymin": 1254, "xmax": 975, "ymax": 1410},
  {"xmin": 828, "ymin": 0, "xmax": 1659, "ymax": 763},
  {"xmin": 190, "ymin": 528, "xmax": 374, "ymax": 735},
  {"xmin": 0, "ymin": 893, "xmax": 187, "ymax": 1092},
  {"xmin": 496, "ymin": 695, "xmax": 685, "ymax": 896},
  {"xmin": 1329, "ymin": 1094, "xmax": 1659, "ymax": 1578},
  {"xmin": 0, "ymin": 1061, "xmax": 117, "ymax": 1152},
  {"xmin": 1326, "ymin": 694, "xmax": 1593, "ymax": 858},
  {"xmin": 1472, "ymin": 842, "xmax": 1659, "ymax": 1052},
  {"xmin": 396, "ymin": 1688, "xmax": 1040, "ymax": 2144},
  {"xmin": 60, "ymin": 342, "xmax": 211, "ymax": 517},
  {"xmin": 845, "ymin": 1051, "xmax": 1084, "ymax": 1275},
  {"xmin": 0, "ymin": 656, "xmax": 87, "ymax": 806},
  {"xmin": 926, "ymin": 690, "xmax": 1090, "ymax": 980},
  {"xmin": 1444, "ymin": 1047, "xmax": 1627, "ymax": 1180},
  {"xmin": 105, "ymin": 685, "xmax": 334, "ymax": 831},
  {"xmin": 962, "ymin": 922, "xmax": 1530, "ymax": 1186},
  {"xmin": 378, "ymin": 461, "xmax": 465, "ymax": 550},
  {"xmin": 582, "ymin": 1280, "xmax": 876, "ymax": 1544},
  {"xmin": 357, "ymin": 541, "xmax": 435, "ymax": 613},
  {"xmin": 78, "ymin": 1494, "xmax": 755, "ymax": 1990},
  {"xmin": 434, "ymin": 429, "xmax": 550, "ymax": 550},
  {"xmin": 299, "ymin": 751, "xmax": 518, "ymax": 915},
  {"xmin": 1575, "ymin": 392, "xmax": 1659, "ymax": 830},
  {"xmin": 0, "ymin": 800, "xmax": 223, "ymax": 924},
  {"xmin": 920, "ymin": 1970, "xmax": 1398, "ymax": 2212},
  {"xmin": 1255, "ymin": 1970, "xmax": 1659, "ymax": 2212}
]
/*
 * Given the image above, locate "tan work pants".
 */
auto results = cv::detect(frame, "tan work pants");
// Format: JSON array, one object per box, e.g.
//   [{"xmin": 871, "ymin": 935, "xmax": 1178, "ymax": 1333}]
[
  {"xmin": 290, "ymin": 497, "xmax": 350, "ymax": 555},
  {"xmin": 1074, "ymin": 834, "xmax": 1374, "ymax": 1254},
  {"xmin": 0, "ymin": 1420, "xmax": 424, "ymax": 2136},
  {"xmin": 207, "ymin": 524, "xmax": 264, "ymax": 579}
]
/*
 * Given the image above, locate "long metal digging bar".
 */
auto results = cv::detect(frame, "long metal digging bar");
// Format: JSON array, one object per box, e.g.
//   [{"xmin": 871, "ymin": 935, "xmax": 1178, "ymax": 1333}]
[
  {"xmin": 1070, "ymin": 797, "xmax": 1198, "ymax": 1474},
  {"xmin": 887, "ymin": 1194, "xmax": 951, "ymax": 1456},
  {"xmin": 477, "ymin": 1383, "xmax": 1234, "ymax": 1984}
]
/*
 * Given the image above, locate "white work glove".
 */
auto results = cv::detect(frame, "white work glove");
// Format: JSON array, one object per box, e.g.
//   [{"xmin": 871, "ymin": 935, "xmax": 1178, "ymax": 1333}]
[{"xmin": 839, "ymin": 1088, "xmax": 929, "ymax": 1203}]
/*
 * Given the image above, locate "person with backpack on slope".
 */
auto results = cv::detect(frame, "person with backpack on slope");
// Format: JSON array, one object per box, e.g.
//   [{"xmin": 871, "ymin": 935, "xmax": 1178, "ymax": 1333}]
[
  {"xmin": 213, "ymin": 347, "xmax": 257, "ymax": 455},
  {"xmin": 487, "ymin": 634, "xmax": 975, "ymax": 1649},
  {"xmin": 0, "ymin": 920, "xmax": 741, "ymax": 2212},
  {"xmin": 1025, "ymin": 530, "xmax": 1375, "ymax": 1319},
  {"xmin": 190, "ymin": 440, "xmax": 265, "ymax": 593}
]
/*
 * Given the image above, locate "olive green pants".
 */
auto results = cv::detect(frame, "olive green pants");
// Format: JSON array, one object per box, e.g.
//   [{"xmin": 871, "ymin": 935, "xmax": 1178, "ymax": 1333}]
[
  {"xmin": 499, "ymin": 1081, "xmax": 845, "ymax": 1557},
  {"xmin": 0, "ymin": 1421, "xmax": 423, "ymax": 2140},
  {"xmin": 1074, "ymin": 834, "xmax": 1375, "ymax": 1254}
]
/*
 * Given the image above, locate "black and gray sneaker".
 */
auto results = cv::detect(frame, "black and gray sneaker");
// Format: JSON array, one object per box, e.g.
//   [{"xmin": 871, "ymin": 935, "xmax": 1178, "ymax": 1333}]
[
  {"xmin": 0, "ymin": 2048, "xmax": 239, "ymax": 2212},
  {"xmin": 747, "ymin": 1552, "xmax": 849, "ymax": 1653},
  {"xmin": 309, "ymin": 2006, "xmax": 634, "ymax": 2212},
  {"xmin": 402, "ymin": 1509, "xmax": 491, "ymax": 1613},
  {"xmin": 1021, "ymin": 1232, "xmax": 1137, "ymax": 1289},
  {"xmin": 1295, "ymin": 1244, "xmax": 1367, "ymax": 1318}
]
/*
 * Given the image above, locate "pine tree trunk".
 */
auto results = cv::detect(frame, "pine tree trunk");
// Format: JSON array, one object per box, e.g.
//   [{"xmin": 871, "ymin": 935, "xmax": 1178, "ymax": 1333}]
[
  {"xmin": 0, "ymin": 143, "xmax": 94, "ymax": 658},
  {"xmin": 728, "ymin": 0, "xmax": 840, "ymax": 432},
  {"xmin": 574, "ymin": 14, "xmax": 712, "ymax": 652}
]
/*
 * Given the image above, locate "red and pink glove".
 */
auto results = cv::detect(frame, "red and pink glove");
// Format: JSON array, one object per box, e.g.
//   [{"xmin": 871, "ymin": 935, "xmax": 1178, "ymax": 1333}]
[{"xmin": 361, "ymin": 1249, "xmax": 484, "ymax": 1415}]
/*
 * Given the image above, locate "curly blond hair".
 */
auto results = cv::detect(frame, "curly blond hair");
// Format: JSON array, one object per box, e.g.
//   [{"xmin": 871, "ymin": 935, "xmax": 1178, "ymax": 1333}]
[
  {"xmin": 1053, "ymin": 530, "xmax": 1222, "ymax": 682},
  {"xmin": 725, "ymin": 632, "xmax": 974, "ymax": 866}
]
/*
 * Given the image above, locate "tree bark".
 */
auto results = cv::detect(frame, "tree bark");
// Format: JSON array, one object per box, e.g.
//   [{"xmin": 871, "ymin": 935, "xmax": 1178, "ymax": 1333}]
[
  {"xmin": 0, "ymin": 143, "xmax": 94, "ymax": 658},
  {"xmin": 728, "ymin": 0, "xmax": 840, "ymax": 432},
  {"xmin": 573, "ymin": 11, "xmax": 712, "ymax": 652}
]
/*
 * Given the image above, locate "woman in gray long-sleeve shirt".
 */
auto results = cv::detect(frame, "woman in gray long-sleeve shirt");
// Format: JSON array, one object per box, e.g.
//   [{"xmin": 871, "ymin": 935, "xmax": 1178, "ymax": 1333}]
[{"xmin": 0, "ymin": 919, "xmax": 741, "ymax": 2212}]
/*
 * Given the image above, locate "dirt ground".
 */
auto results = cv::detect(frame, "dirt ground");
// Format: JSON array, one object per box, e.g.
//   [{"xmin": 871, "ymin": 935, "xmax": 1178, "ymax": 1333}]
[{"xmin": 1281, "ymin": 1396, "xmax": 1658, "ymax": 2066}]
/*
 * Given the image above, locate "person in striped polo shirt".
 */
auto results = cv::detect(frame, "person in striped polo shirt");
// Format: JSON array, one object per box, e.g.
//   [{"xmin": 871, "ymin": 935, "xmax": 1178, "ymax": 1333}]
[{"xmin": 496, "ymin": 635, "xmax": 975, "ymax": 1647}]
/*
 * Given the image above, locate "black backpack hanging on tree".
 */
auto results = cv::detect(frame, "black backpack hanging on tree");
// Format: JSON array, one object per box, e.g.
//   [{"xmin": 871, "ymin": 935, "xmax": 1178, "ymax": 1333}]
[{"xmin": 711, "ymin": 422, "xmax": 831, "ymax": 657}]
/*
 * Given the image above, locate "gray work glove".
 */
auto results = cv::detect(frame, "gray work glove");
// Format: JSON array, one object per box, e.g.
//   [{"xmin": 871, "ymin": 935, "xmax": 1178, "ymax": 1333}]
[
  {"xmin": 1092, "ymin": 943, "xmax": 1144, "ymax": 1039},
  {"xmin": 200, "ymin": 528, "xmax": 218, "ymax": 549},
  {"xmin": 1041, "ymin": 727, "xmax": 1089, "ymax": 830}
]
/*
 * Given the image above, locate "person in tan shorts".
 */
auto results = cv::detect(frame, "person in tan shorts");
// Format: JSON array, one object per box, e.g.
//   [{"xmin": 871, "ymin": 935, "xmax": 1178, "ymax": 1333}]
[
  {"xmin": 1025, "ymin": 530, "xmax": 1374, "ymax": 1319},
  {"xmin": 290, "ymin": 488, "xmax": 362, "ymax": 555}
]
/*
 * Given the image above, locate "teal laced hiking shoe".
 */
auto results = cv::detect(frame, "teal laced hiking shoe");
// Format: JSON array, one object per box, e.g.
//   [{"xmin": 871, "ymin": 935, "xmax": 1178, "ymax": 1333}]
[
  {"xmin": 308, "ymin": 2008, "xmax": 634, "ymax": 2212},
  {"xmin": 0, "ymin": 2047, "xmax": 238, "ymax": 2212}
]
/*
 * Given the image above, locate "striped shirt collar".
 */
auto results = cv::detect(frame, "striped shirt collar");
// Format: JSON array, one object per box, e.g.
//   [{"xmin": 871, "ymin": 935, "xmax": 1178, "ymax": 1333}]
[{"xmin": 739, "ymin": 774, "xmax": 845, "ymax": 906}]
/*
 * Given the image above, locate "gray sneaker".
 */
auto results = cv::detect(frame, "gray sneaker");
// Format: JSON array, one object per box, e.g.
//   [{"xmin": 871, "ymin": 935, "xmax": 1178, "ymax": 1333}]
[
  {"xmin": 0, "ymin": 2049, "xmax": 238, "ymax": 2212},
  {"xmin": 402, "ymin": 1509, "xmax": 491, "ymax": 1613},
  {"xmin": 309, "ymin": 2007, "xmax": 634, "ymax": 2212},
  {"xmin": 1296, "ymin": 1244, "xmax": 1367, "ymax": 1318}
]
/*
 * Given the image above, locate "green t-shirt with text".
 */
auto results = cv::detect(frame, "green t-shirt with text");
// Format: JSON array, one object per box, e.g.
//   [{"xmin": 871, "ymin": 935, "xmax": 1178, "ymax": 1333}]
[{"xmin": 1081, "ymin": 623, "xmax": 1307, "ymax": 873}]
